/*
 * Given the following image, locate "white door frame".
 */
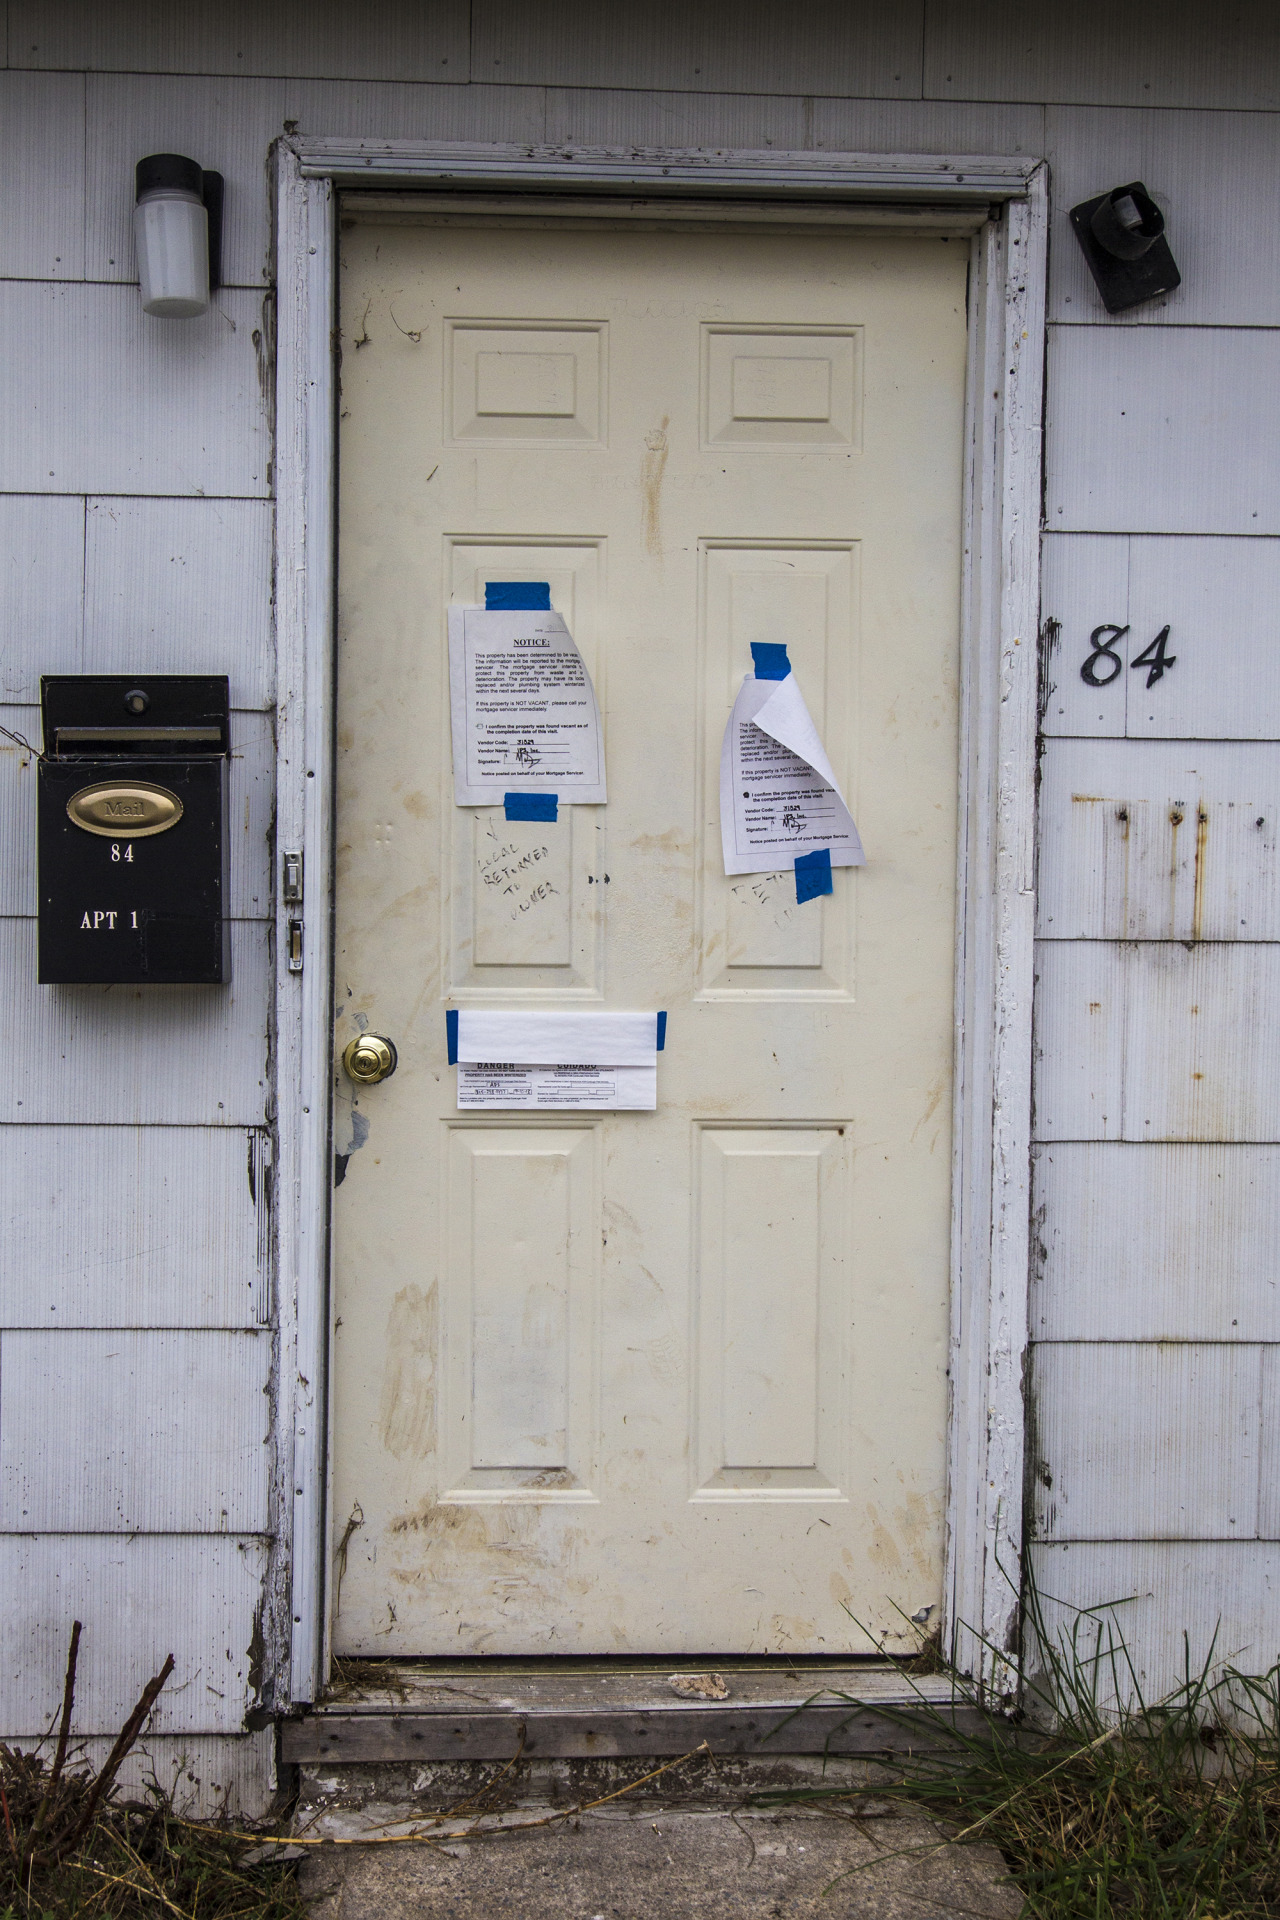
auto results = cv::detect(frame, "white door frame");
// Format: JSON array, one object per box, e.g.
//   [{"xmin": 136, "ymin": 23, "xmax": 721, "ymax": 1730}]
[{"xmin": 273, "ymin": 138, "xmax": 1047, "ymax": 1705}]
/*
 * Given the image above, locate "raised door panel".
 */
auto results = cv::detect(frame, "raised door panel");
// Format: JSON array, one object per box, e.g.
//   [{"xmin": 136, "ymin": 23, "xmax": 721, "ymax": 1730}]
[
  {"xmin": 694, "ymin": 1127, "xmax": 847, "ymax": 1497},
  {"xmin": 447, "ymin": 541, "xmax": 605, "ymax": 996},
  {"xmin": 440, "ymin": 1124, "xmax": 599, "ymax": 1499}
]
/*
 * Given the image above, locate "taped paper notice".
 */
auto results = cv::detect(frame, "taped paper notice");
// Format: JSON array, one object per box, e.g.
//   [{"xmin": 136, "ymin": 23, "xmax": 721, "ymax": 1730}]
[
  {"xmin": 448, "ymin": 605, "xmax": 606, "ymax": 806},
  {"xmin": 719, "ymin": 668, "xmax": 865, "ymax": 877},
  {"xmin": 457, "ymin": 1064, "xmax": 657, "ymax": 1110},
  {"xmin": 450, "ymin": 1009, "xmax": 661, "ymax": 1111},
  {"xmin": 454, "ymin": 1009, "xmax": 658, "ymax": 1065}
]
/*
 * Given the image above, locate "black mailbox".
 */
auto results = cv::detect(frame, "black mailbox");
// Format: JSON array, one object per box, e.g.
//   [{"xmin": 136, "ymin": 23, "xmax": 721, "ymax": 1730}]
[{"xmin": 37, "ymin": 675, "xmax": 231, "ymax": 985}]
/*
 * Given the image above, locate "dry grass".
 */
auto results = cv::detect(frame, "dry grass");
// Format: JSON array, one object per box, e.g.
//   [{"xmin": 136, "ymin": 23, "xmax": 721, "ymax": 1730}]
[
  {"xmin": 0, "ymin": 1783, "xmax": 308, "ymax": 1920},
  {"xmin": 0, "ymin": 1625, "xmax": 305, "ymax": 1920},
  {"xmin": 754, "ymin": 1582, "xmax": 1280, "ymax": 1917}
]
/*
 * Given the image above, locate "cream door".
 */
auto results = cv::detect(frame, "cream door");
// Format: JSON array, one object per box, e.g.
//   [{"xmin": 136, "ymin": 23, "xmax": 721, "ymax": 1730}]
[{"xmin": 332, "ymin": 214, "xmax": 967, "ymax": 1655}]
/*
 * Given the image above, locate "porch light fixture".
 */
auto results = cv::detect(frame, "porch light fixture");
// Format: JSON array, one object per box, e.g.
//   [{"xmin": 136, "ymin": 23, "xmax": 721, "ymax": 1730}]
[
  {"xmin": 1069, "ymin": 179, "xmax": 1180, "ymax": 314},
  {"xmin": 134, "ymin": 154, "xmax": 224, "ymax": 317}
]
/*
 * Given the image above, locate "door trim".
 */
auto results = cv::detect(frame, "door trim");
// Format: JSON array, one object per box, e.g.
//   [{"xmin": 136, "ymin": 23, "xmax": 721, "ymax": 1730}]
[{"xmin": 273, "ymin": 139, "xmax": 1047, "ymax": 1705}]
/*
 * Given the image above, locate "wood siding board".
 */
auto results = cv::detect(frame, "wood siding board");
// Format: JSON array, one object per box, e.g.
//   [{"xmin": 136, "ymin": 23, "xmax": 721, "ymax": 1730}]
[
  {"xmin": 1033, "ymin": 1144, "xmax": 1280, "ymax": 1342},
  {"xmin": 0, "ymin": 707, "xmax": 40, "ymax": 917},
  {"xmin": 0, "ymin": 285, "xmax": 269, "ymax": 498},
  {"xmin": 1031, "ymin": 1342, "xmax": 1262, "ymax": 1542},
  {"xmin": 1040, "ymin": 534, "xmax": 1280, "ymax": 741},
  {"xmin": 84, "ymin": 497, "xmax": 275, "ymax": 709},
  {"xmin": 0, "ymin": 73, "xmax": 85, "ymax": 279},
  {"xmin": 0, "ymin": 920, "xmax": 269, "ymax": 1125},
  {"xmin": 472, "ymin": 1, "xmax": 924, "ymax": 98},
  {"xmin": 808, "ymin": 97, "xmax": 1045, "ymax": 156},
  {"xmin": 0, "ymin": 1125, "xmax": 271, "ymax": 1330},
  {"xmin": 0, "ymin": 1535, "xmax": 268, "ymax": 1735},
  {"xmin": 0, "ymin": 496, "xmax": 86, "ymax": 699},
  {"xmin": 284, "ymin": 79, "xmax": 546, "ymax": 145},
  {"xmin": 1037, "ymin": 740, "xmax": 1280, "ymax": 941},
  {"xmin": 1027, "ymin": 1542, "xmax": 1280, "ymax": 1702},
  {"xmin": 86, "ymin": 75, "xmax": 284, "ymax": 287},
  {"xmin": 1046, "ymin": 329, "xmax": 1280, "ymax": 538},
  {"xmin": 1033, "ymin": 941, "xmax": 1127, "ymax": 1142},
  {"xmin": 1035, "ymin": 941, "xmax": 1280, "ymax": 1143},
  {"xmin": 5, "ymin": 1732, "xmax": 275, "ymax": 1820},
  {"xmin": 226, "ymin": 708, "xmax": 275, "ymax": 918},
  {"xmin": 10, "ymin": 2, "xmax": 470, "ymax": 82},
  {"xmin": 543, "ymin": 88, "xmax": 807, "ymax": 151},
  {"xmin": 1046, "ymin": 107, "xmax": 1280, "ymax": 329},
  {"xmin": 0, "ymin": 1329, "xmax": 271, "ymax": 1531},
  {"xmin": 0, "ymin": 704, "xmax": 273, "ymax": 919},
  {"xmin": 1126, "ymin": 538, "xmax": 1280, "ymax": 741},
  {"xmin": 542, "ymin": 93, "xmax": 1045, "ymax": 158},
  {"xmin": 1258, "ymin": 1347, "xmax": 1280, "ymax": 1539},
  {"xmin": 1039, "ymin": 533, "xmax": 1130, "ymax": 738},
  {"xmin": 924, "ymin": 0, "xmax": 1280, "ymax": 110}
]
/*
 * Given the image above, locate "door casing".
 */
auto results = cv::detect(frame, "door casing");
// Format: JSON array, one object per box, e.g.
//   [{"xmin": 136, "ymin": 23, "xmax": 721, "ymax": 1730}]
[{"xmin": 271, "ymin": 138, "xmax": 1049, "ymax": 1708}]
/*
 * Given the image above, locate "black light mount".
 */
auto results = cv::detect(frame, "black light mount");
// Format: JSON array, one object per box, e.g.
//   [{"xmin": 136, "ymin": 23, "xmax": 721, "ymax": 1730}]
[{"xmin": 1069, "ymin": 180, "xmax": 1181, "ymax": 314}]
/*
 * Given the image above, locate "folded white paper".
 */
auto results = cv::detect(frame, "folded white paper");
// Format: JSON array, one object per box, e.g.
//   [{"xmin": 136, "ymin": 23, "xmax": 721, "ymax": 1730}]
[
  {"xmin": 455, "ymin": 1009, "xmax": 659, "ymax": 1067},
  {"xmin": 719, "ymin": 670, "xmax": 865, "ymax": 876},
  {"xmin": 457, "ymin": 1064, "xmax": 657, "ymax": 1110},
  {"xmin": 448, "ymin": 605, "xmax": 607, "ymax": 806}
]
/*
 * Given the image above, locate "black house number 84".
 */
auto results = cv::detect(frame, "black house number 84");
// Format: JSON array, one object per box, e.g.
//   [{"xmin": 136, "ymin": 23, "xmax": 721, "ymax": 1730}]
[{"xmin": 1081, "ymin": 623, "xmax": 1176, "ymax": 690}]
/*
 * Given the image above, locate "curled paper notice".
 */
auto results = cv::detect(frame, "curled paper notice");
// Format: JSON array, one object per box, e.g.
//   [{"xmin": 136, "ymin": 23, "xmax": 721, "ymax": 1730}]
[
  {"xmin": 448, "ymin": 604, "xmax": 606, "ymax": 807},
  {"xmin": 719, "ymin": 667, "xmax": 865, "ymax": 877}
]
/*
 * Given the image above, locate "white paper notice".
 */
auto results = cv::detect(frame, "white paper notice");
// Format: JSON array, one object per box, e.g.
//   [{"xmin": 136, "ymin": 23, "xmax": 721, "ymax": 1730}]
[
  {"xmin": 452, "ymin": 1009, "xmax": 661, "ymax": 1111},
  {"xmin": 457, "ymin": 1064, "xmax": 658, "ymax": 1110},
  {"xmin": 455, "ymin": 1009, "xmax": 659, "ymax": 1067},
  {"xmin": 448, "ymin": 606, "xmax": 607, "ymax": 806},
  {"xmin": 719, "ymin": 671, "xmax": 865, "ymax": 877}
]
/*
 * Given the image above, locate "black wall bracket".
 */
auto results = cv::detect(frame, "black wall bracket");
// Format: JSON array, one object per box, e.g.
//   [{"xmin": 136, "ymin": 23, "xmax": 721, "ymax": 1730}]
[{"xmin": 1070, "ymin": 180, "xmax": 1181, "ymax": 314}]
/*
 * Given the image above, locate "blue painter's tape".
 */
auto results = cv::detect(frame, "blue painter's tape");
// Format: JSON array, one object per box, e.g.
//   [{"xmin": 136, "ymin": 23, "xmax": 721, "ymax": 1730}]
[
  {"xmin": 656, "ymin": 1011, "xmax": 667, "ymax": 1052},
  {"xmin": 486, "ymin": 581, "xmax": 551, "ymax": 610},
  {"xmin": 446, "ymin": 1009, "xmax": 459, "ymax": 1065},
  {"xmin": 794, "ymin": 847, "xmax": 833, "ymax": 903},
  {"xmin": 504, "ymin": 792, "xmax": 558, "ymax": 822},
  {"xmin": 751, "ymin": 642, "xmax": 791, "ymax": 680}
]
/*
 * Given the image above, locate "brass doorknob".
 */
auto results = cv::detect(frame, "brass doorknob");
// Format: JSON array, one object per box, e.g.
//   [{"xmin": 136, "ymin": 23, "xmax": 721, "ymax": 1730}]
[{"xmin": 342, "ymin": 1033, "xmax": 398, "ymax": 1085}]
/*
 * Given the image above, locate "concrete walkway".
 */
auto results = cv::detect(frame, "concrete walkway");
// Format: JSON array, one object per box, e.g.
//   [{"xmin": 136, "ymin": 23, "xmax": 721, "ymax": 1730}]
[{"xmin": 299, "ymin": 1806, "xmax": 1022, "ymax": 1918}]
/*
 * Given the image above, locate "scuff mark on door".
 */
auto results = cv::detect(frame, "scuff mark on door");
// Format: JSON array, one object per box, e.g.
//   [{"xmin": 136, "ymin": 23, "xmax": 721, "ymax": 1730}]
[{"xmin": 641, "ymin": 417, "xmax": 669, "ymax": 556}]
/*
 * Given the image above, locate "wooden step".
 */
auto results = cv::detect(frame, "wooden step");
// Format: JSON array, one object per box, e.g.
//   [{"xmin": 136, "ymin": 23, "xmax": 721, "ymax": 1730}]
[{"xmin": 282, "ymin": 1663, "xmax": 981, "ymax": 1763}]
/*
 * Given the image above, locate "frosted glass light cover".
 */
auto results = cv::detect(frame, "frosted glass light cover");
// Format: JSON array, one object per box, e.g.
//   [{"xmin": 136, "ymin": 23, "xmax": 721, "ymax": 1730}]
[{"xmin": 135, "ymin": 192, "xmax": 209, "ymax": 318}]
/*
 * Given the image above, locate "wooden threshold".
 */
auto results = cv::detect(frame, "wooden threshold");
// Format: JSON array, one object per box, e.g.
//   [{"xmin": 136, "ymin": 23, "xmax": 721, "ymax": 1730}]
[{"xmin": 282, "ymin": 1663, "xmax": 982, "ymax": 1763}]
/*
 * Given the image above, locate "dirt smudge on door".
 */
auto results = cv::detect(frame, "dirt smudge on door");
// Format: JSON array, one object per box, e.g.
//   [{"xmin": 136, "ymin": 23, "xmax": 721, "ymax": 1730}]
[{"xmin": 379, "ymin": 1282, "xmax": 437, "ymax": 1459}]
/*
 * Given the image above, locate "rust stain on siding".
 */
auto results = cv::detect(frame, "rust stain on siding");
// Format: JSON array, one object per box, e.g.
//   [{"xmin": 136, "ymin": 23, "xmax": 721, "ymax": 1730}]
[{"xmin": 1191, "ymin": 807, "xmax": 1210, "ymax": 943}]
